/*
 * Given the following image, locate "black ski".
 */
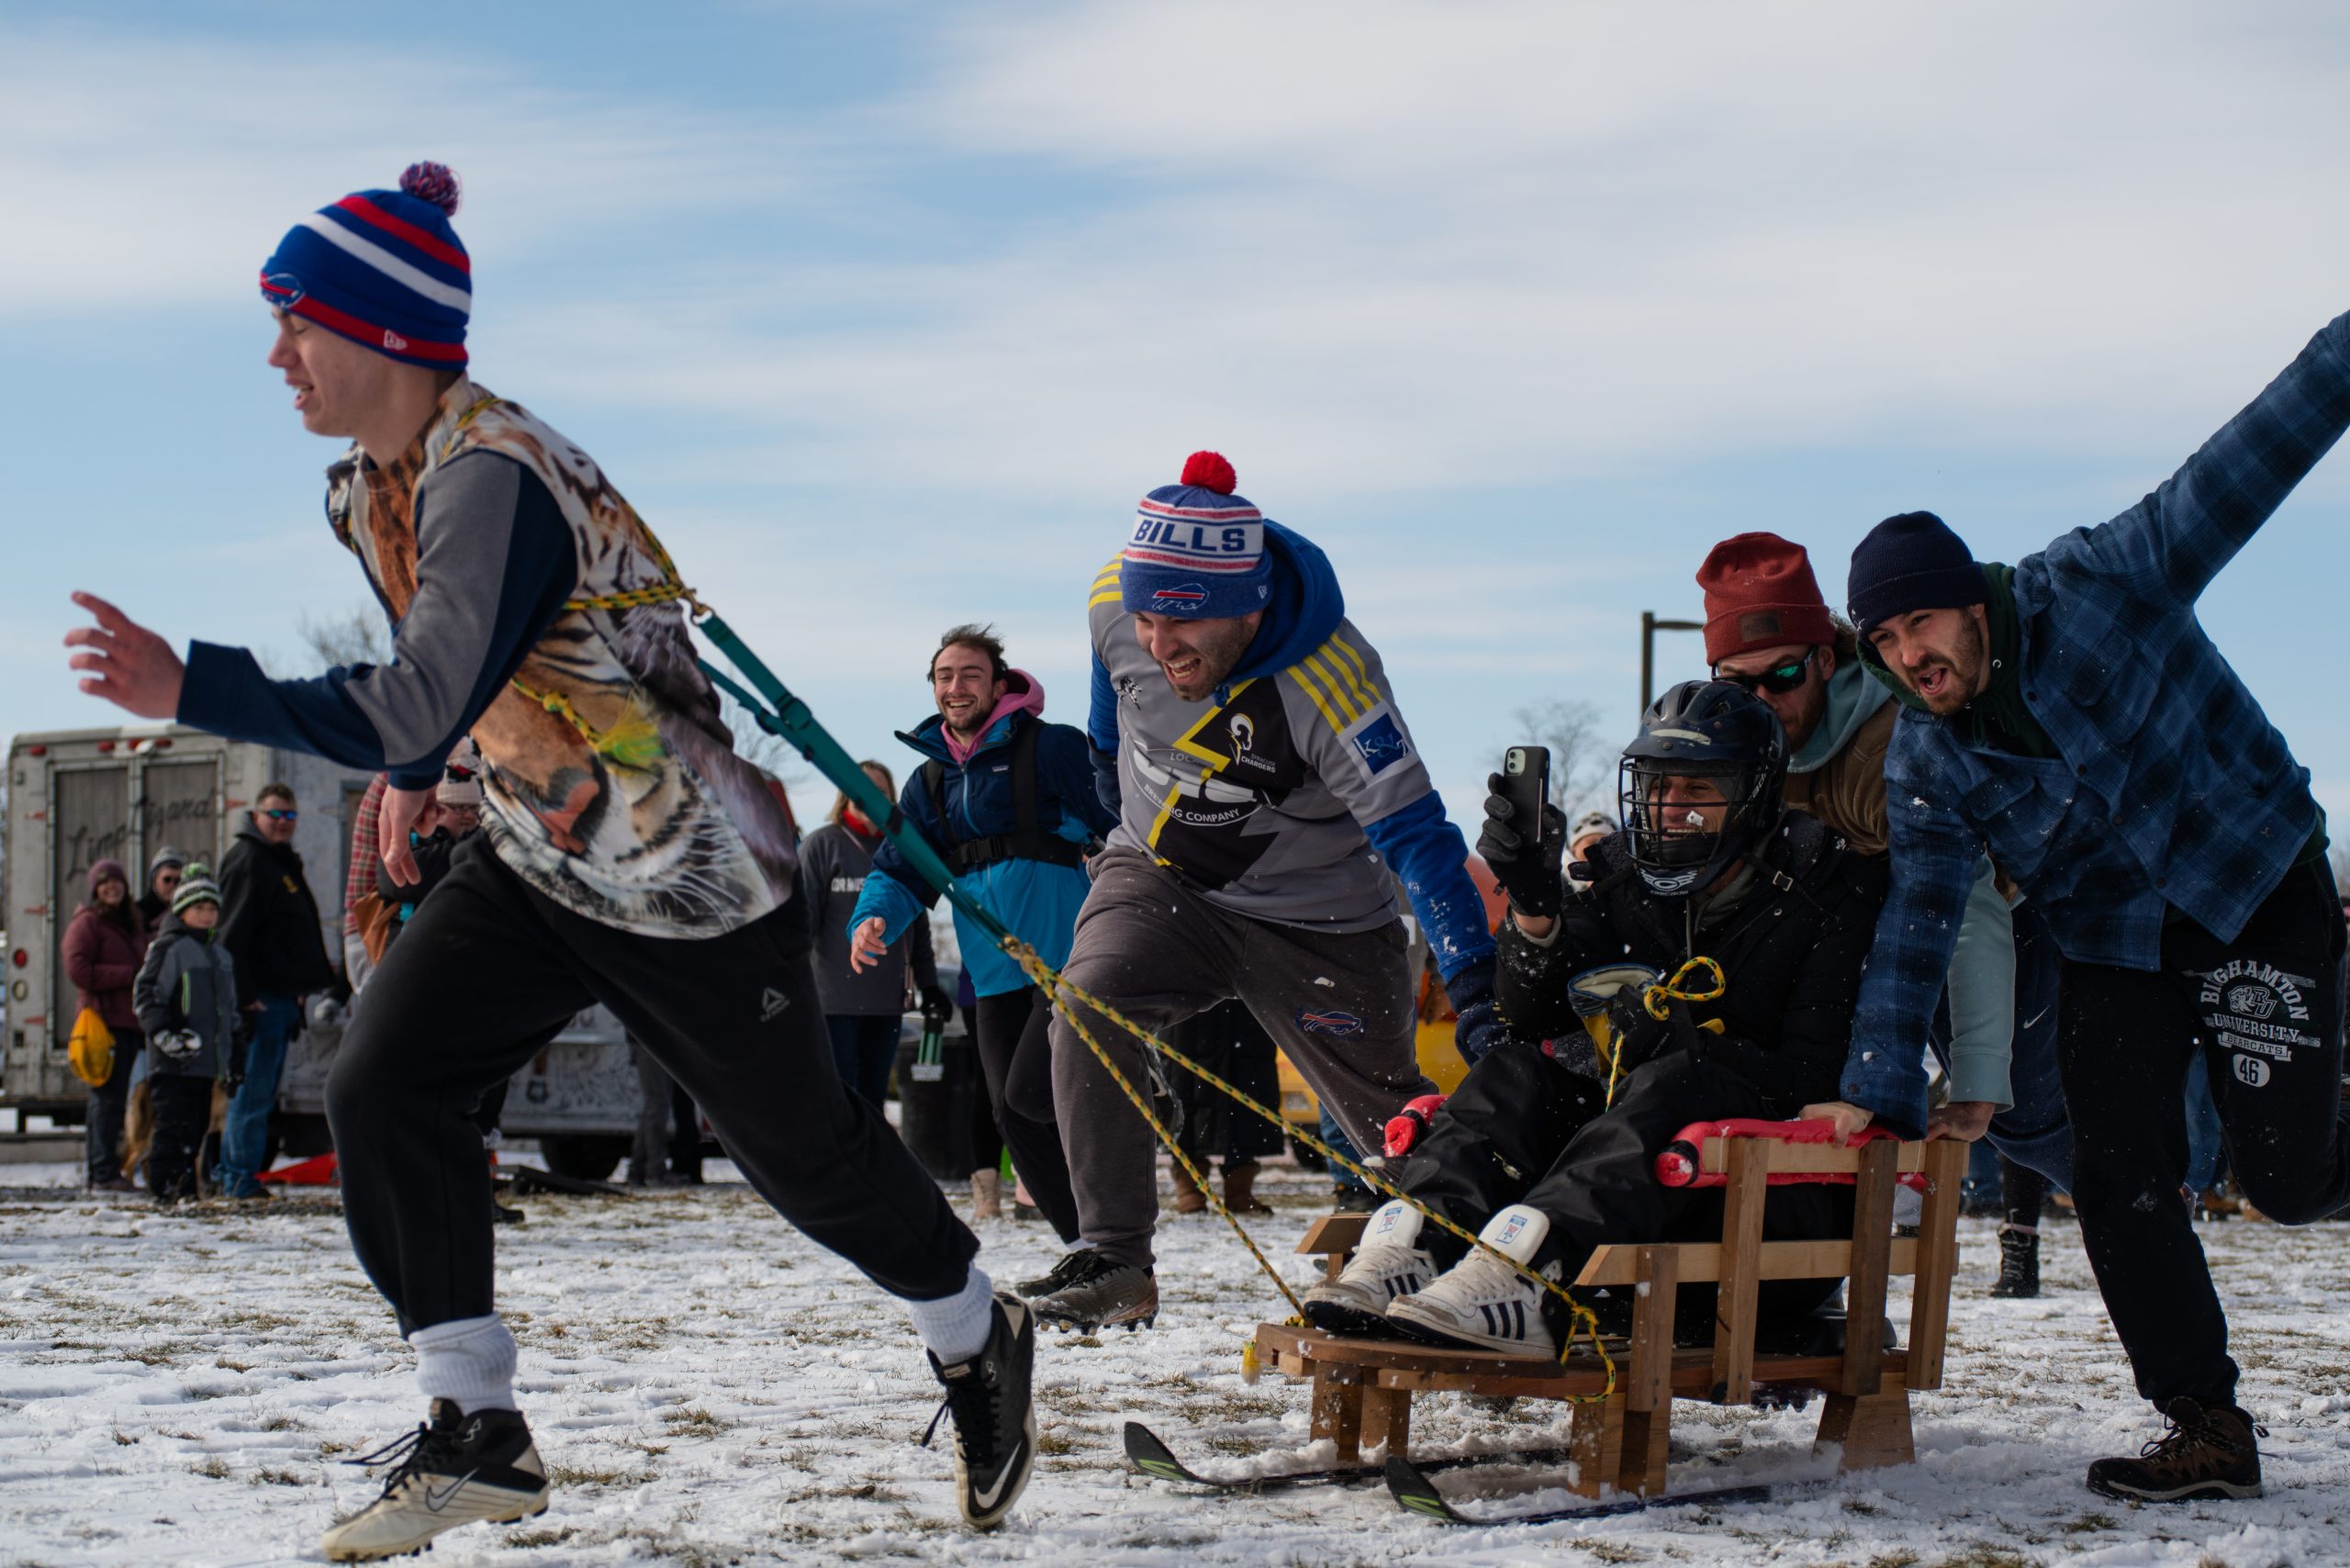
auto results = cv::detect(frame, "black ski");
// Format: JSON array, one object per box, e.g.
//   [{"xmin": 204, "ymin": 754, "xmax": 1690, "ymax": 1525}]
[
  {"xmin": 1123, "ymin": 1421, "xmax": 1580, "ymax": 1494},
  {"xmin": 1384, "ymin": 1453, "xmax": 1774, "ymax": 1525}
]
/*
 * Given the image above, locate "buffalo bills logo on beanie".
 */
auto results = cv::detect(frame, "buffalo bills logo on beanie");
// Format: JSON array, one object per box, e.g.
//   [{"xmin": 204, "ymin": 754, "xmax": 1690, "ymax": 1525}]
[
  {"xmin": 1120, "ymin": 451, "xmax": 1275, "ymax": 620},
  {"xmin": 260, "ymin": 162, "xmax": 471, "ymax": 368}
]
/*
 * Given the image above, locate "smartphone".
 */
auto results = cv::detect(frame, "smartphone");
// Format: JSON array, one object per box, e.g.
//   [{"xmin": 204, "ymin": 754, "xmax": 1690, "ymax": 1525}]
[{"xmin": 1499, "ymin": 745, "xmax": 1550, "ymax": 837}]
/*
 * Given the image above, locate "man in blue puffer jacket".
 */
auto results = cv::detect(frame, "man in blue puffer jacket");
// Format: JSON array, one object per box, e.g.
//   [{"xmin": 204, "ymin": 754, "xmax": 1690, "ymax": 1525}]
[{"xmin": 849, "ymin": 623, "xmax": 1116, "ymax": 1248}]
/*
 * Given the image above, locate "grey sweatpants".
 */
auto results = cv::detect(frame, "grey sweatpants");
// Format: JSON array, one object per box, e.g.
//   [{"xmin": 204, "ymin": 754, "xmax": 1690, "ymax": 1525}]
[{"xmin": 1050, "ymin": 849, "xmax": 1432, "ymax": 1267}]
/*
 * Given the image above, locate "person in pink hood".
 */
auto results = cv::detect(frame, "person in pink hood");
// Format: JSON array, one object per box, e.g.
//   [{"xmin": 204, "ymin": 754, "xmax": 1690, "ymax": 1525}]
[{"xmin": 850, "ymin": 624, "xmax": 1117, "ymax": 1249}]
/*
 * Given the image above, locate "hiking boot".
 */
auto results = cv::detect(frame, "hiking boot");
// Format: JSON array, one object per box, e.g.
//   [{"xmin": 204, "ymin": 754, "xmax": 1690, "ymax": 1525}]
[
  {"xmin": 1223, "ymin": 1159, "xmax": 1272, "ymax": 1216},
  {"xmin": 2086, "ymin": 1396, "xmax": 2264, "ymax": 1502},
  {"xmin": 1385, "ymin": 1204, "xmax": 1558, "ymax": 1358},
  {"xmin": 1302, "ymin": 1199, "xmax": 1435, "ymax": 1337},
  {"xmin": 1025, "ymin": 1250, "xmax": 1158, "ymax": 1332},
  {"xmin": 321, "ymin": 1399, "xmax": 549, "ymax": 1561},
  {"xmin": 1989, "ymin": 1223, "xmax": 2039, "ymax": 1299},
  {"xmin": 923, "ymin": 1294, "xmax": 1037, "ymax": 1529},
  {"xmin": 1330, "ymin": 1183, "xmax": 1382, "ymax": 1215},
  {"xmin": 1169, "ymin": 1159, "xmax": 1208, "ymax": 1215}
]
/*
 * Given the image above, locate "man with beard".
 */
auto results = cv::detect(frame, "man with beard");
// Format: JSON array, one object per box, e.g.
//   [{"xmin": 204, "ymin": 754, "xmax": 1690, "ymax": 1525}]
[
  {"xmin": 1841, "ymin": 306, "xmax": 2350, "ymax": 1503},
  {"xmin": 1022, "ymin": 451, "xmax": 1502, "ymax": 1332},
  {"xmin": 849, "ymin": 625, "xmax": 1115, "ymax": 1242},
  {"xmin": 1695, "ymin": 532, "xmax": 2070, "ymax": 1297},
  {"xmin": 62, "ymin": 162, "xmax": 1032, "ymax": 1553}
]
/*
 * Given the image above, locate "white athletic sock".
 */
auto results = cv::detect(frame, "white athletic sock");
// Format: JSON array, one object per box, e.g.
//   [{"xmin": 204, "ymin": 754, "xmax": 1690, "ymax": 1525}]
[
  {"xmin": 908, "ymin": 1265, "xmax": 996, "ymax": 1364},
  {"xmin": 411, "ymin": 1314, "xmax": 519, "ymax": 1413}
]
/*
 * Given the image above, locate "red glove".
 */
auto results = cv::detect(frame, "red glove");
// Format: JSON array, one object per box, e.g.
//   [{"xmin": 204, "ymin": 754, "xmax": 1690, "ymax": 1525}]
[{"xmin": 1383, "ymin": 1094, "xmax": 1449, "ymax": 1159}]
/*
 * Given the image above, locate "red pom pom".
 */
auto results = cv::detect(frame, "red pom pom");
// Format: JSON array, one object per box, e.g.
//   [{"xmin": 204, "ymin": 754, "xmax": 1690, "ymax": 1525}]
[
  {"xmin": 1180, "ymin": 450, "xmax": 1237, "ymax": 495},
  {"xmin": 398, "ymin": 161, "xmax": 463, "ymax": 216}
]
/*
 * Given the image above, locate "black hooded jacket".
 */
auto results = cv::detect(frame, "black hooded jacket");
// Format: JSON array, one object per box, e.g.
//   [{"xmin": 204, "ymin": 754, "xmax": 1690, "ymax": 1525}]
[
  {"xmin": 1494, "ymin": 812, "xmax": 1886, "ymax": 1114},
  {"xmin": 218, "ymin": 819, "xmax": 336, "ymax": 1005}
]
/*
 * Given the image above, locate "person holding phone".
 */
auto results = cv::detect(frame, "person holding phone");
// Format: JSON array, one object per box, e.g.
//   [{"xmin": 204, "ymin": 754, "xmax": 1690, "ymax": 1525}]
[{"xmin": 1304, "ymin": 681, "xmax": 1884, "ymax": 1354}]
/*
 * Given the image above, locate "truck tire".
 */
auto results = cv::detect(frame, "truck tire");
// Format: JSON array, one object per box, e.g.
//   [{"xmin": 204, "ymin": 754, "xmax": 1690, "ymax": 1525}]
[{"xmin": 539, "ymin": 1133, "xmax": 630, "ymax": 1183}]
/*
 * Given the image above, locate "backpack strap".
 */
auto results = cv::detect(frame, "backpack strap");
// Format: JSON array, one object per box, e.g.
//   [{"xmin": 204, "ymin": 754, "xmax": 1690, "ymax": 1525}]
[{"xmin": 928, "ymin": 719, "xmax": 1088, "ymax": 877}]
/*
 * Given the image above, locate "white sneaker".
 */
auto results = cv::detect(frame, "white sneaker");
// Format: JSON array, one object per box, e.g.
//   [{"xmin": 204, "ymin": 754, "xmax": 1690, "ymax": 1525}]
[
  {"xmin": 1302, "ymin": 1200, "xmax": 1437, "ymax": 1336},
  {"xmin": 1385, "ymin": 1204, "xmax": 1559, "ymax": 1357}
]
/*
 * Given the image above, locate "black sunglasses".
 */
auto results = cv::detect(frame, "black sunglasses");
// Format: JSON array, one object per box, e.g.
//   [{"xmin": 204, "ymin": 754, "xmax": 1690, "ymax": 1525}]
[
  {"xmin": 1713, "ymin": 649, "xmax": 1815, "ymax": 696},
  {"xmin": 445, "ymin": 762, "xmax": 479, "ymax": 783}
]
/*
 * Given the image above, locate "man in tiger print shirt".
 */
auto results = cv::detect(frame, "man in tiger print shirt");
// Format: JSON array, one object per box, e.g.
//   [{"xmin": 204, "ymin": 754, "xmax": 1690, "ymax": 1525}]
[{"xmin": 64, "ymin": 163, "xmax": 1036, "ymax": 1551}]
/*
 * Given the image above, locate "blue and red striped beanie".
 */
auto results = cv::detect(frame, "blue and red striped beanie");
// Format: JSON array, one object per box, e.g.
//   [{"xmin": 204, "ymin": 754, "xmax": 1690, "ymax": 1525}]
[
  {"xmin": 1120, "ymin": 451, "xmax": 1275, "ymax": 619},
  {"xmin": 259, "ymin": 162, "xmax": 471, "ymax": 369}
]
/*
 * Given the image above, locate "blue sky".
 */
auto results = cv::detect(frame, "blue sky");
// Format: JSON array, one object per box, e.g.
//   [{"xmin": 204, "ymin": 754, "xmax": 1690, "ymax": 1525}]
[{"xmin": 6, "ymin": 1, "xmax": 2350, "ymax": 845}]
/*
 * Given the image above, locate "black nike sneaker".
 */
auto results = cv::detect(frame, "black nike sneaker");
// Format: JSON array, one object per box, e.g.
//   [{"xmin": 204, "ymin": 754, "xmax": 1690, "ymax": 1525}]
[
  {"xmin": 1012, "ymin": 1249, "xmax": 1093, "ymax": 1299},
  {"xmin": 321, "ymin": 1399, "xmax": 549, "ymax": 1561},
  {"xmin": 923, "ymin": 1294, "xmax": 1038, "ymax": 1529}
]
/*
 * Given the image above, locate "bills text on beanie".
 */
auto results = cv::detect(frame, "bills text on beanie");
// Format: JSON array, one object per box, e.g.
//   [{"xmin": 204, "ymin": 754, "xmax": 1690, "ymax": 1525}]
[{"xmin": 1120, "ymin": 451, "xmax": 1275, "ymax": 620}]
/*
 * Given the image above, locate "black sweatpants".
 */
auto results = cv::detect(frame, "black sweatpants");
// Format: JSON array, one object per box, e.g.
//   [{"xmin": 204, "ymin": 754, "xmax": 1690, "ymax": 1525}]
[
  {"xmin": 327, "ymin": 837, "xmax": 978, "ymax": 1335},
  {"xmin": 84, "ymin": 1032, "xmax": 142, "ymax": 1183},
  {"xmin": 146, "ymin": 1074, "xmax": 213, "ymax": 1202},
  {"xmin": 971, "ymin": 985, "xmax": 1080, "ymax": 1242},
  {"xmin": 2057, "ymin": 857, "xmax": 2350, "ymax": 1410},
  {"xmin": 1399, "ymin": 1042, "xmax": 1844, "ymax": 1337}
]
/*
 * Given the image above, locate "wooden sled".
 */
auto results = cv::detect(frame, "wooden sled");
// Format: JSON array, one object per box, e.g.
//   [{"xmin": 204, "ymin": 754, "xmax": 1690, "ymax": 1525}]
[{"xmin": 1263, "ymin": 1131, "xmax": 1968, "ymax": 1497}]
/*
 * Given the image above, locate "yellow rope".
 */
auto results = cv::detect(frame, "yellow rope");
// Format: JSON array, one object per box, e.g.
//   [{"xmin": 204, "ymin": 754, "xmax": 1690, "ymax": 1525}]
[
  {"xmin": 1005, "ymin": 938, "xmax": 1618, "ymax": 1401},
  {"xmin": 1643, "ymin": 955, "xmax": 1726, "ymax": 1020}
]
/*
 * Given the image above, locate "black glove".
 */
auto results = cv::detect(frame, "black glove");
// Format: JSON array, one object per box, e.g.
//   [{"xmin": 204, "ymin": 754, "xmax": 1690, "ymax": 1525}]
[
  {"xmin": 1477, "ymin": 773, "xmax": 1568, "ymax": 920},
  {"xmin": 918, "ymin": 983, "xmax": 955, "ymax": 1022},
  {"xmin": 1444, "ymin": 958, "xmax": 1505, "ymax": 1065},
  {"xmin": 1091, "ymin": 745, "xmax": 1123, "ymax": 817},
  {"xmin": 1603, "ymin": 987, "xmax": 1678, "ymax": 1075}
]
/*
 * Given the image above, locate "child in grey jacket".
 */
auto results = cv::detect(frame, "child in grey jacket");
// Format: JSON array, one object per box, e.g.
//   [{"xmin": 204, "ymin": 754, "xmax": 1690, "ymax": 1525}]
[{"xmin": 133, "ymin": 866, "xmax": 241, "ymax": 1203}]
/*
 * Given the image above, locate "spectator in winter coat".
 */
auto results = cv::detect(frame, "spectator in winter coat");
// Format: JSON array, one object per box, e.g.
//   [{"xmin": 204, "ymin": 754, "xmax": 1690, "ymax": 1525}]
[
  {"xmin": 798, "ymin": 761, "xmax": 946, "ymax": 1111},
  {"xmin": 132, "ymin": 865, "xmax": 239, "ymax": 1204},
  {"xmin": 849, "ymin": 625, "xmax": 1115, "ymax": 1250},
  {"xmin": 62, "ymin": 858, "xmax": 151, "ymax": 1190},
  {"xmin": 136, "ymin": 846, "xmax": 189, "ymax": 929},
  {"xmin": 1839, "ymin": 306, "xmax": 2350, "ymax": 1503},
  {"xmin": 1306, "ymin": 682, "xmax": 1884, "ymax": 1356},
  {"xmin": 214, "ymin": 783, "xmax": 337, "ymax": 1199}
]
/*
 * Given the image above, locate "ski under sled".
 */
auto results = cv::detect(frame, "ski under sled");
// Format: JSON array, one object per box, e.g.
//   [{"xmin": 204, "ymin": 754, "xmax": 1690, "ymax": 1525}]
[
  {"xmin": 1122, "ymin": 1419, "xmax": 1583, "ymax": 1494},
  {"xmin": 1382, "ymin": 1452, "xmax": 1779, "ymax": 1525}
]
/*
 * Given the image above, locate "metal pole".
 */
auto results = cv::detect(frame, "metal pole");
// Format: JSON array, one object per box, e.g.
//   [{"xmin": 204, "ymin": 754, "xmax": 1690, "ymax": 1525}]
[{"xmin": 1639, "ymin": 613, "xmax": 1707, "ymax": 715}]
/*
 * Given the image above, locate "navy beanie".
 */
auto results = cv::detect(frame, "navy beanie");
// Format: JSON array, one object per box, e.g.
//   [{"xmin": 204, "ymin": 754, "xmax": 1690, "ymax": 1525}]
[
  {"xmin": 1119, "ymin": 451, "xmax": 1275, "ymax": 619},
  {"xmin": 260, "ymin": 162, "xmax": 470, "ymax": 369},
  {"xmin": 1846, "ymin": 511, "xmax": 1986, "ymax": 639}
]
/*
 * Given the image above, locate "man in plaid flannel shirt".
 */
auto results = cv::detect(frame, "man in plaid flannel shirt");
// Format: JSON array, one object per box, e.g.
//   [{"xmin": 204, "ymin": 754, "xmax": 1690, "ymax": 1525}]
[{"xmin": 1835, "ymin": 308, "xmax": 2350, "ymax": 1505}]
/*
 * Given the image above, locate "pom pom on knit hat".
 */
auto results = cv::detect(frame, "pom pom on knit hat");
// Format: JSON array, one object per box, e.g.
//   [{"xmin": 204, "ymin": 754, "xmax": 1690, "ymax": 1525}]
[
  {"xmin": 1120, "ymin": 450, "xmax": 1275, "ymax": 620},
  {"xmin": 1180, "ymin": 450, "xmax": 1237, "ymax": 495},
  {"xmin": 399, "ymin": 161, "xmax": 463, "ymax": 215},
  {"xmin": 259, "ymin": 161, "xmax": 472, "ymax": 369}
]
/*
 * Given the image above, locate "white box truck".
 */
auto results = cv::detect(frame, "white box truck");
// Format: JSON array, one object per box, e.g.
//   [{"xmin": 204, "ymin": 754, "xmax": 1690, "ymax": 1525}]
[{"xmin": 5, "ymin": 723, "xmax": 642, "ymax": 1178}]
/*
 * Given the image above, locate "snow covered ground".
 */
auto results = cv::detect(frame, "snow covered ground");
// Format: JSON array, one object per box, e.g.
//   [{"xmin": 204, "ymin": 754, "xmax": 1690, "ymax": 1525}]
[{"xmin": 3, "ymin": 1157, "xmax": 2346, "ymax": 1567}]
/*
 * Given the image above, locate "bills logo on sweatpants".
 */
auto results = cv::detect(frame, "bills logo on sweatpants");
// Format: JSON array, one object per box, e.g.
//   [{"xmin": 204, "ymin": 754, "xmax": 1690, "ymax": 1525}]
[{"xmin": 1296, "ymin": 1008, "xmax": 1366, "ymax": 1037}]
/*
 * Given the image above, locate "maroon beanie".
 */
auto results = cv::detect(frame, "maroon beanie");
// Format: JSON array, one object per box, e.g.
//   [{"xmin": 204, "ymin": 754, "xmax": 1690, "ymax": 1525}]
[{"xmin": 1695, "ymin": 532, "xmax": 1836, "ymax": 665}]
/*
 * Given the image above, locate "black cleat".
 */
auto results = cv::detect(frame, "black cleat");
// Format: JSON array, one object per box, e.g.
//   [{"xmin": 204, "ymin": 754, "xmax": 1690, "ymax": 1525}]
[
  {"xmin": 321, "ymin": 1399, "xmax": 549, "ymax": 1561},
  {"xmin": 1025, "ymin": 1249, "xmax": 1158, "ymax": 1332},
  {"xmin": 2087, "ymin": 1396, "xmax": 2264, "ymax": 1502},
  {"xmin": 923, "ymin": 1294, "xmax": 1038, "ymax": 1529},
  {"xmin": 1012, "ymin": 1249, "xmax": 1096, "ymax": 1301}
]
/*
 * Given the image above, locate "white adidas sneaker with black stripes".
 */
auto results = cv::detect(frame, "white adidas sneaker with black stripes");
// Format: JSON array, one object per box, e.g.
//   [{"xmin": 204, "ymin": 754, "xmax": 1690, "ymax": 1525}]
[
  {"xmin": 1384, "ymin": 1203, "xmax": 1559, "ymax": 1358},
  {"xmin": 1302, "ymin": 1199, "xmax": 1437, "ymax": 1336}
]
